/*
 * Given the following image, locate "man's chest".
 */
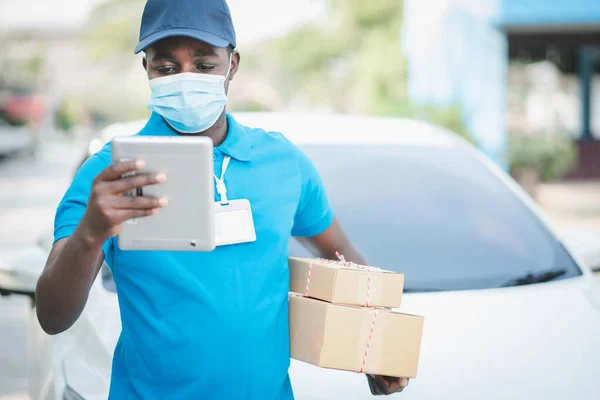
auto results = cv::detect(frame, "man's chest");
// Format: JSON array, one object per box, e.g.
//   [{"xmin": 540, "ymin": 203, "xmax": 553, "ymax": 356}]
[
  {"xmin": 111, "ymin": 153, "xmax": 303, "ymax": 272},
  {"xmin": 212, "ymin": 152, "xmax": 302, "ymax": 241}
]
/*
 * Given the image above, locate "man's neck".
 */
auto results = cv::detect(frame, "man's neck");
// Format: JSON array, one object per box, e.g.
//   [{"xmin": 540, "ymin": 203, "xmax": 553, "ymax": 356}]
[
  {"xmin": 202, "ymin": 112, "xmax": 228, "ymax": 147},
  {"xmin": 165, "ymin": 111, "xmax": 228, "ymax": 146}
]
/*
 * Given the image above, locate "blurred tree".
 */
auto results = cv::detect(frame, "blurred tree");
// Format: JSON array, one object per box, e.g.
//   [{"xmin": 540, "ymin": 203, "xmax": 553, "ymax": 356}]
[
  {"xmin": 508, "ymin": 133, "xmax": 577, "ymax": 183},
  {"xmin": 267, "ymin": 0, "xmax": 472, "ymax": 141},
  {"xmin": 270, "ymin": 0, "xmax": 406, "ymax": 113},
  {"xmin": 85, "ymin": 0, "xmax": 145, "ymax": 63},
  {"xmin": 56, "ymin": 101, "xmax": 75, "ymax": 133},
  {"xmin": 80, "ymin": 0, "xmax": 150, "ymax": 124}
]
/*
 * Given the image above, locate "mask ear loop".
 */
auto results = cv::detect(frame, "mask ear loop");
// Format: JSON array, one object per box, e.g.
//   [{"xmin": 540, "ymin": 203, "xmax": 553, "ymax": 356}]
[
  {"xmin": 223, "ymin": 53, "xmax": 233, "ymax": 81},
  {"xmin": 222, "ymin": 52, "xmax": 233, "ymax": 99}
]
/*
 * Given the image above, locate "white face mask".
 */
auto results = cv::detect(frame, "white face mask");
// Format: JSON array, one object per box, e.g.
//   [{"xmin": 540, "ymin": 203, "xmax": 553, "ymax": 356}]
[{"xmin": 146, "ymin": 55, "xmax": 232, "ymax": 133}]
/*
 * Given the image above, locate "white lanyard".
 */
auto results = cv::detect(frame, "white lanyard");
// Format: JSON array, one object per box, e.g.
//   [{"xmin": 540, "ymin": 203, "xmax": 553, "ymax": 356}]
[{"xmin": 213, "ymin": 155, "xmax": 231, "ymax": 205}]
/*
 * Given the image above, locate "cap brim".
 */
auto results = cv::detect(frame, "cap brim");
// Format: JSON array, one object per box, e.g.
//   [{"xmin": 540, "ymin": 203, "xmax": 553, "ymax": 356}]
[{"xmin": 134, "ymin": 28, "xmax": 229, "ymax": 54}]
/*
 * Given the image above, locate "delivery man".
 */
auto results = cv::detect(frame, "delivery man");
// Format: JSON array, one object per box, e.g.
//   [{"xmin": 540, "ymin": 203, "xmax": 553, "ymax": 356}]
[{"xmin": 35, "ymin": 0, "xmax": 409, "ymax": 397}]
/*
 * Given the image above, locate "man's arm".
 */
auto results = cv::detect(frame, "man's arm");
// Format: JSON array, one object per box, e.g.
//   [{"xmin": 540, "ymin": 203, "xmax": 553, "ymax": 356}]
[
  {"xmin": 36, "ymin": 160, "xmax": 167, "ymax": 335},
  {"xmin": 298, "ymin": 219, "xmax": 409, "ymax": 395},
  {"xmin": 36, "ymin": 234, "xmax": 105, "ymax": 334},
  {"xmin": 290, "ymin": 144, "xmax": 408, "ymax": 395},
  {"xmin": 295, "ymin": 217, "xmax": 365, "ymax": 264}
]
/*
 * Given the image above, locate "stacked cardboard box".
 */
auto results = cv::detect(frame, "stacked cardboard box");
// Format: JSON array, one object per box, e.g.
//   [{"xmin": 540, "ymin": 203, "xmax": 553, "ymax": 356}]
[{"xmin": 288, "ymin": 257, "xmax": 425, "ymax": 378}]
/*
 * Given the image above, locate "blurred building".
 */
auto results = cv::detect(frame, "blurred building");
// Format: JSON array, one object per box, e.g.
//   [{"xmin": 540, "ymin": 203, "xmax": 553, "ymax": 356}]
[
  {"xmin": 503, "ymin": 0, "xmax": 600, "ymax": 179},
  {"xmin": 403, "ymin": 0, "xmax": 600, "ymax": 177},
  {"xmin": 0, "ymin": 0, "xmax": 151, "ymax": 136},
  {"xmin": 0, "ymin": 0, "xmax": 95, "ymax": 133}
]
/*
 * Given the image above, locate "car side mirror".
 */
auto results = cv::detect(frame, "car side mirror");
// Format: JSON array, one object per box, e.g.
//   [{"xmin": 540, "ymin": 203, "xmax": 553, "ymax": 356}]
[
  {"xmin": 0, "ymin": 243, "xmax": 48, "ymax": 301},
  {"xmin": 562, "ymin": 229, "xmax": 600, "ymax": 273}
]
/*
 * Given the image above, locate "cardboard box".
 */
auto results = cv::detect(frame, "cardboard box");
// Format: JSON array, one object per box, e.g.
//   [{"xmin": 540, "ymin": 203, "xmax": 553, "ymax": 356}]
[
  {"xmin": 289, "ymin": 257, "xmax": 404, "ymax": 308},
  {"xmin": 289, "ymin": 295, "xmax": 424, "ymax": 378}
]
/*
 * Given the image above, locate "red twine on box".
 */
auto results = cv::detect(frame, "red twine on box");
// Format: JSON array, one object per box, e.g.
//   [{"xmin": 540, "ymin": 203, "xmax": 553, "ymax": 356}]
[
  {"xmin": 360, "ymin": 308, "xmax": 378, "ymax": 374},
  {"xmin": 303, "ymin": 252, "xmax": 379, "ymax": 374},
  {"xmin": 334, "ymin": 251, "xmax": 374, "ymax": 308}
]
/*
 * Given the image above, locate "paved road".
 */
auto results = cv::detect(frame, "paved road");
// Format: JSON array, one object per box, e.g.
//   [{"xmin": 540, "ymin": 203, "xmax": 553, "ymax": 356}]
[{"xmin": 0, "ymin": 139, "xmax": 84, "ymax": 399}]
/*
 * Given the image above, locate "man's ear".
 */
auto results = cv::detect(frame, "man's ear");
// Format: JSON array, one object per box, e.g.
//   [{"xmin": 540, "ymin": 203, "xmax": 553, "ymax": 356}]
[
  {"xmin": 229, "ymin": 51, "xmax": 240, "ymax": 81},
  {"xmin": 142, "ymin": 55, "xmax": 148, "ymax": 71}
]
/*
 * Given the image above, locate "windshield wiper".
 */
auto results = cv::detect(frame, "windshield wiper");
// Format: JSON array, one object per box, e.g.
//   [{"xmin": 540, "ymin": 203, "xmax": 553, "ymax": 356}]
[{"xmin": 498, "ymin": 268, "xmax": 567, "ymax": 288}]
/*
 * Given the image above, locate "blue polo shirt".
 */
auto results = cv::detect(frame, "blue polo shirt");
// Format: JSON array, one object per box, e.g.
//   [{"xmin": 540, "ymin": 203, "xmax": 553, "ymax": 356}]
[{"xmin": 54, "ymin": 113, "xmax": 334, "ymax": 399}]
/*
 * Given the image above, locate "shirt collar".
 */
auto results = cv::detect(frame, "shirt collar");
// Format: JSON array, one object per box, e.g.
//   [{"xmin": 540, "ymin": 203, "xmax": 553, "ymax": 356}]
[
  {"xmin": 140, "ymin": 112, "xmax": 252, "ymax": 162},
  {"xmin": 217, "ymin": 114, "xmax": 252, "ymax": 162}
]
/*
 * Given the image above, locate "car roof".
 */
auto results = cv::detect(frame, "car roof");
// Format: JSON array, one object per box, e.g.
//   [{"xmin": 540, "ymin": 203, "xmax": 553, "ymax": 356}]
[
  {"xmin": 99, "ymin": 112, "xmax": 465, "ymax": 148},
  {"xmin": 233, "ymin": 112, "xmax": 464, "ymax": 148}
]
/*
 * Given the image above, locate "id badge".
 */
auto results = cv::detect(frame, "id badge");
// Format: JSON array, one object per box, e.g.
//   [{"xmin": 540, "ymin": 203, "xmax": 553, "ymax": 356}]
[{"xmin": 214, "ymin": 199, "xmax": 257, "ymax": 246}]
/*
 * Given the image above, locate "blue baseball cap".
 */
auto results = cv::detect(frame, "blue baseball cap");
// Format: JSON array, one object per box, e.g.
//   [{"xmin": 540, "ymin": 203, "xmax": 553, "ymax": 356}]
[{"xmin": 134, "ymin": 0, "xmax": 237, "ymax": 54}]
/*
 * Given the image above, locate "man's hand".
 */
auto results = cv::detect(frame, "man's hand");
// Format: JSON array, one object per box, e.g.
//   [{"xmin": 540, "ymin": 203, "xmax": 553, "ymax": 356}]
[
  {"xmin": 80, "ymin": 159, "xmax": 168, "ymax": 245},
  {"xmin": 298, "ymin": 221, "xmax": 409, "ymax": 396},
  {"xmin": 36, "ymin": 160, "xmax": 167, "ymax": 335},
  {"xmin": 367, "ymin": 375, "xmax": 409, "ymax": 396}
]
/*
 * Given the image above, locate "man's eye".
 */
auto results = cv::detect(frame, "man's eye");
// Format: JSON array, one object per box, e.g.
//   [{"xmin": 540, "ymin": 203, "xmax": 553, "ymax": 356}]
[
  {"xmin": 197, "ymin": 64, "xmax": 215, "ymax": 71},
  {"xmin": 157, "ymin": 66, "xmax": 176, "ymax": 74}
]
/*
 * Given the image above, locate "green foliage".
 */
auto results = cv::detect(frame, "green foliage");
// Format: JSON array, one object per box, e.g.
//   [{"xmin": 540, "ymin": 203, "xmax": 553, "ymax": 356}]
[
  {"xmin": 56, "ymin": 102, "xmax": 75, "ymax": 132},
  {"xmin": 424, "ymin": 106, "xmax": 474, "ymax": 144},
  {"xmin": 17, "ymin": 55, "xmax": 44, "ymax": 80},
  {"xmin": 268, "ymin": 0, "xmax": 406, "ymax": 112},
  {"xmin": 331, "ymin": 0, "xmax": 403, "ymax": 28},
  {"xmin": 508, "ymin": 133, "xmax": 577, "ymax": 182},
  {"xmin": 234, "ymin": 101, "xmax": 270, "ymax": 113},
  {"xmin": 82, "ymin": 0, "xmax": 472, "ymax": 143},
  {"xmin": 85, "ymin": 0, "xmax": 145, "ymax": 62},
  {"xmin": 265, "ymin": 0, "xmax": 471, "ymax": 142},
  {"xmin": 374, "ymin": 100, "xmax": 474, "ymax": 143}
]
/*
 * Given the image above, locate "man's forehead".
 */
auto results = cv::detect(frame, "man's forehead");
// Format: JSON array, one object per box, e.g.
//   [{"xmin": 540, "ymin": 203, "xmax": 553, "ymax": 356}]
[{"xmin": 148, "ymin": 36, "xmax": 223, "ymax": 56}]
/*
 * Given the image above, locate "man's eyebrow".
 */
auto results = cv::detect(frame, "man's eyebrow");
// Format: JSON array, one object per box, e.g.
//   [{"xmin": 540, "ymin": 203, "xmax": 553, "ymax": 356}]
[
  {"xmin": 194, "ymin": 49, "xmax": 220, "ymax": 57},
  {"xmin": 151, "ymin": 52, "xmax": 177, "ymax": 62}
]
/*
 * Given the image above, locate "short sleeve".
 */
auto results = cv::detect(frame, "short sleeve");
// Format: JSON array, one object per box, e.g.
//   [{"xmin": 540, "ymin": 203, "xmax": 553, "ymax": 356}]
[
  {"xmin": 291, "ymin": 146, "xmax": 334, "ymax": 237},
  {"xmin": 53, "ymin": 151, "xmax": 113, "ymax": 258}
]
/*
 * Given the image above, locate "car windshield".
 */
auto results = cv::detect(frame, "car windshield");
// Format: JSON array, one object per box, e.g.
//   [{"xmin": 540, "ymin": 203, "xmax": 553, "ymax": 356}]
[{"xmin": 289, "ymin": 144, "xmax": 582, "ymax": 292}]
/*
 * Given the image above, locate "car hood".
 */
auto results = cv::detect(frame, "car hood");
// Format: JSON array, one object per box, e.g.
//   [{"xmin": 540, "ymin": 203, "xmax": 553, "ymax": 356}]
[{"xmin": 290, "ymin": 276, "xmax": 600, "ymax": 400}]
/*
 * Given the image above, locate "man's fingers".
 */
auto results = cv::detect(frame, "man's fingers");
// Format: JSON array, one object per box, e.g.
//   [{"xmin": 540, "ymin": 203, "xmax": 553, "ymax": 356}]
[
  {"xmin": 108, "ymin": 172, "xmax": 167, "ymax": 194},
  {"xmin": 100, "ymin": 160, "xmax": 146, "ymax": 181},
  {"xmin": 115, "ymin": 208, "xmax": 160, "ymax": 222},
  {"xmin": 367, "ymin": 375, "xmax": 384, "ymax": 395},
  {"xmin": 111, "ymin": 196, "xmax": 168, "ymax": 210},
  {"xmin": 385, "ymin": 379, "xmax": 405, "ymax": 394},
  {"xmin": 383, "ymin": 376, "xmax": 409, "ymax": 394},
  {"xmin": 369, "ymin": 375, "xmax": 409, "ymax": 395}
]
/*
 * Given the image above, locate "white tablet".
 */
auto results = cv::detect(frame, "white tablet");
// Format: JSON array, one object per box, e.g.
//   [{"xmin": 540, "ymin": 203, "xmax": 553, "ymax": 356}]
[{"xmin": 111, "ymin": 135, "xmax": 215, "ymax": 252}]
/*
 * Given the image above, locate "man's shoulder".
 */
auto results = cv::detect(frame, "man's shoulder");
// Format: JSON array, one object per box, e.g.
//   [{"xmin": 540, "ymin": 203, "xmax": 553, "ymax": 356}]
[
  {"xmin": 237, "ymin": 120, "xmax": 301, "ymax": 158},
  {"xmin": 92, "ymin": 143, "xmax": 113, "ymax": 168},
  {"xmin": 74, "ymin": 144, "xmax": 112, "ymax": 181}
]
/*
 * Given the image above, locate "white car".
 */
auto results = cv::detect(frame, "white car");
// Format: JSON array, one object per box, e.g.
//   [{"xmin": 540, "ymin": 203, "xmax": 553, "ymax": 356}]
[
  {"xmin": 2, "ymin": 112, "xmax": 600, "ymax": 400},
  {"xmin": 0, "ymin": 115, "xmax": 39, "ymax": 157}
]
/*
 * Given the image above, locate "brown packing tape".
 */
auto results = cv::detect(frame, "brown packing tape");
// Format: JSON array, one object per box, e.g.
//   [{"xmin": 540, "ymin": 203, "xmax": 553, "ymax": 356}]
[{"xmin": 348, "ymin": 269, "xmax": 386, "ymax": 307}]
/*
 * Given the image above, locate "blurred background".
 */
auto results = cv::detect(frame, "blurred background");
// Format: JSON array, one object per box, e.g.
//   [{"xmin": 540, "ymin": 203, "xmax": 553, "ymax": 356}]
[{"xmin": 0, "ymin": 0, "xmax": 599, "ymax": 398}]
